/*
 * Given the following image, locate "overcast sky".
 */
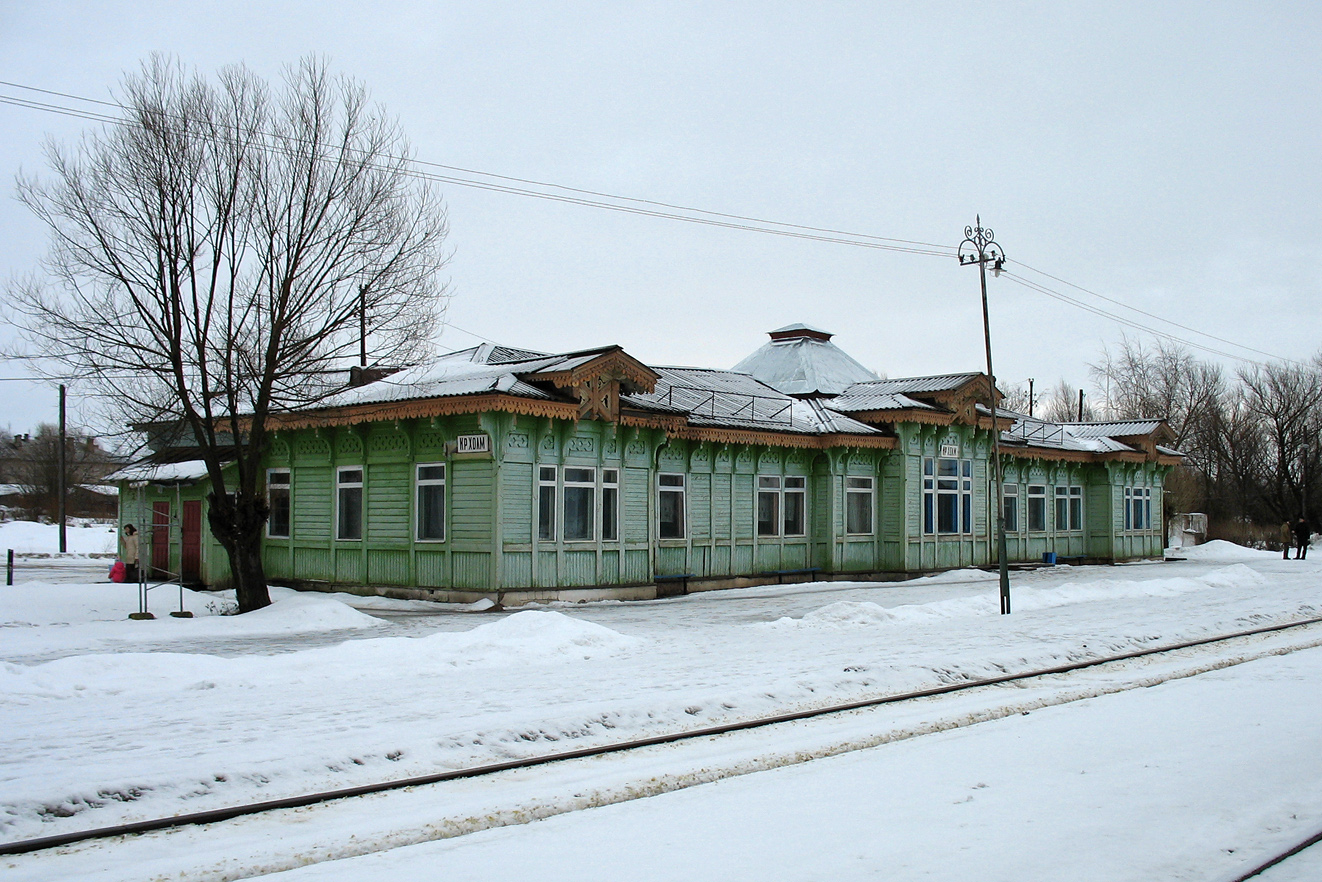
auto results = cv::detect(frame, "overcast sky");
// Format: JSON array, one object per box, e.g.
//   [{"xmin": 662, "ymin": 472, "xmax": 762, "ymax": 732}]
[{"xmin": 2, "ymin": 2, "xmax": 1320, "ymax": 436}]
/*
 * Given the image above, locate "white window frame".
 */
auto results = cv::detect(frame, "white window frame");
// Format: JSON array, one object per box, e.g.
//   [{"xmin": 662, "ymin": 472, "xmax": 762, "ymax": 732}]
[
  {"xmin": 602, "ymin": 468, "xmax": 620, "ymax": 542},
  {"xmin": 658, "ymin": 473, "xmax": 686, "ymax": 540},
  {"xmin": 784, "ymin": 476, "xmax": 807, "ymax": 537},
  {"xmin": 925, "ymin": 457, "xmax": 972, "ymax": 535},
  {"xmin": 1027, "ymin": 484, "xmax": 1047, "ymax": 532},
  {"xmin": 336, "ymin": 467, "xmax": 363, "ymax": 541},
  {"xmin": 1055, "ymin": 485, "xmax": 1084, "ymax": 532},
  {"xmin": 757, "ymin": 475, "xmax": 781, "ymax": 537},
  {"xmin": 845, "ymin": 476, "xmax": 874, "ymax": 536},
  {"xmin": 266, "ymin": 468, "xmax": 291, "ymax": 539},
  {"xmin": 415, "ymin": 462, "xmax": 446, "ymax": 542},
  {"xmin": 562, "ymin": 465, "xmax": 596, "ymax": 542},
  {"xmin": 538, "ymin": 465, "xmax": 557, "ymax": 541},
  {"xmin": 1002, "ymin": 482, "xmax": 1018, "ymax": 533}
]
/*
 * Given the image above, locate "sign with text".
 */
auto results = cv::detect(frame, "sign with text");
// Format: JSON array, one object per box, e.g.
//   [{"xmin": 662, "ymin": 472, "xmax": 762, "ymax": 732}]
[
  {"xmin": 939, "ymin": 442, "xmax": 960, "ymax": 459},
  {"xmin": 455, "ymin": 434, "xmax": 491, "ymax": 455}
]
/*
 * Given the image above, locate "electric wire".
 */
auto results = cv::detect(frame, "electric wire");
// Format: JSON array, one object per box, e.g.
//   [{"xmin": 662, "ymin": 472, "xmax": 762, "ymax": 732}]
[{"xmin": 0, "ymin": 79, "xmax": 1306, "ymax": 369}]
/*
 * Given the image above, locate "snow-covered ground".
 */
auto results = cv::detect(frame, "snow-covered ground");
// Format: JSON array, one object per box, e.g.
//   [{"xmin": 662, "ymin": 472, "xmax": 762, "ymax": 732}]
[
  {"xmin": 3, "ymin": 539, "xmax": 1322, "ymax": 880},
  {"xmin": 0, "ymin": 519, "xmax": 117, "ymax": 556}
]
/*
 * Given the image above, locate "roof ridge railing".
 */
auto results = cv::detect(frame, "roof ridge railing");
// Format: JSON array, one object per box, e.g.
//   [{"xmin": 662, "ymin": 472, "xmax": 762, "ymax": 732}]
[
  {"xmin": 1005, "ymin": 420, "xmax": 1065, "ymax": 444},
  {"xmin": 659, "ymin": 384, "xmax": 794, "ymax": 425}
]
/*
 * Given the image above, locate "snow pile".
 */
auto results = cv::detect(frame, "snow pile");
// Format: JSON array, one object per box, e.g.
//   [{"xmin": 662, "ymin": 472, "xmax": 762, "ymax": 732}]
[
  {"xmin": 0, "ymin": 582, "xmax": 219, "ymax": 627},
  {"xmin": 1173, "ymin": 539, "xmax": 1277, "ymax": 562},
  {"xmin": 0, "ymin": 520, "xmax": 117, "ymax": 555},
  {"xmin": 767, "ymin": 566, "xmax": 1267, "ymax": 629},
  {"xmin": 438, "ymin": 610, "xmax": 640, "ymax": 663}
]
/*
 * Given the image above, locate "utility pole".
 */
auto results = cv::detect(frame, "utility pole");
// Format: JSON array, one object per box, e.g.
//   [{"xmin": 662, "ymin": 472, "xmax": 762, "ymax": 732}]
[
  {"xmin": 359, "ymin": 284, "xmax": 368, "ymax": 368},
  {"xmin": 959, "ymin": 217, "xmax": 1011, "ymax": 615},
  {"xmin": 1077, "ymin": 388, "xmax": 1085, "ymax": 422},
  {"xmin": 1028, "ymin": 378, "xmax": 1034, "ymax": 418},
  {"xmin": 58, "ymin": 384, "xmax": 67, "ymax": 554}
]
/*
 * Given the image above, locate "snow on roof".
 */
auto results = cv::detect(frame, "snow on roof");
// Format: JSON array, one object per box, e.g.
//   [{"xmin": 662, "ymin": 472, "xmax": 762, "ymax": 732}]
[
  {"xmin": 628, "ymin": 366, "xmax": 882, "ymax": 436},
  {"xmin": 845, "ymin": 373, "xmax": 982, "ymax": 396},
  {"xmin": 1060, "ymin": 420, "xmax": 1166, "ymax": 439},
  {"xmin": 106, "ymin": 459, "xmax": 213, "ymax": 485},
  {"xmin": 732, "ymin": 330, "xmax": 879, "ymax": 396}
]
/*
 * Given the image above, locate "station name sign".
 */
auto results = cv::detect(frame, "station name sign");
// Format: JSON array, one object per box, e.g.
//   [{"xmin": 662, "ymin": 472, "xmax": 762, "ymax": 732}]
[
  {"xmin": 455, "ymin": 434, "xmax": 491, "ymax": 454},
  {"xmin": 939, "ymin": 442, "xmax": 960, "ymax": 459}
]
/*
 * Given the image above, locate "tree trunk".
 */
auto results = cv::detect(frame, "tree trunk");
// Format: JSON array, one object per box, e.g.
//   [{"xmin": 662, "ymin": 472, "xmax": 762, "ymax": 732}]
[{"xmin": 208, "ymin": 491, "xmax": 272, "ymax": 613}]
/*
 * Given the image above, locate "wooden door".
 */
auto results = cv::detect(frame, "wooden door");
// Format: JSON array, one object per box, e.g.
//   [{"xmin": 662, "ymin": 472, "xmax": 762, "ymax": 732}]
[
  {"xmin": 151, "ymin": 501, "xmax": 171, "ymax": 578},
  {"xmin": 181, "ymin": 500, "xmax": 202, "ymax": 583}
]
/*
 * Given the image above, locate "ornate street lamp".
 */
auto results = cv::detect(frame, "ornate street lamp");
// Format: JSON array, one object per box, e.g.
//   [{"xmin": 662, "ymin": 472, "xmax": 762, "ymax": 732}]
[{"xmin": 959, "ymin": 217, "xmax": 1011, "ymax": 614}]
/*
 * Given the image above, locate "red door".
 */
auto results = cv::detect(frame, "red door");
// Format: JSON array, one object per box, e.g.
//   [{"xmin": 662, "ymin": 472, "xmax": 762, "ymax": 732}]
[
  {"xmin": 151, "ymin": 501, "xmax": 171, "ymax": 578},
  {"xmin": 181, "ymin": 500, "xmax": 202, "ymax": 583}
]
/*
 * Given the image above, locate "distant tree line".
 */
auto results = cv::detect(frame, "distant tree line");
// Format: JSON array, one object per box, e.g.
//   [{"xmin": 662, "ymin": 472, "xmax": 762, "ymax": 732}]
[
  {"xmin": 0, "ymin": 426, "xmax": 122, "ymax": 520},
  {"xmin": 1017, "ymin": 337, "xmax": 1322, "ymax": 545}
]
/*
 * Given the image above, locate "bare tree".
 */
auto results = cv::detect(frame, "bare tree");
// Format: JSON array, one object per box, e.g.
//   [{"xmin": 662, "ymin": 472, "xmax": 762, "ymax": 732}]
[
  {"xmin": 6, "ymin": 425, "xmax": 118, "ymax": 520},
  {"xmin": 1090, "ymin": 336, "xmax": 1223, "ymax": 450},
  {"xmin": 1237, "ymin": 361, "xmax": 1322, "ymax": 523},
  {"xmin": 6, "ymin": 56, "xmax": 449, "ymax": 611},
  {"xmin": 1038, "ymin": 379, "xmax": 1096, "ymax": 424}
]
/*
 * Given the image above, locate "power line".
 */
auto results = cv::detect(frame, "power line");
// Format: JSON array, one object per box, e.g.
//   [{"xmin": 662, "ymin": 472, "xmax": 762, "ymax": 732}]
[{"xmin": 0, "ymin": 77, "xmax": 1308, "ymax": 367}]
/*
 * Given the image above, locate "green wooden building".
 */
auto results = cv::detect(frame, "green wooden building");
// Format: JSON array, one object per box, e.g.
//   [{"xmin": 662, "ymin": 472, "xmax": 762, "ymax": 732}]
[{"xmin": 111, "ymin": 325, "xmax": 1179, "ymax": 602}]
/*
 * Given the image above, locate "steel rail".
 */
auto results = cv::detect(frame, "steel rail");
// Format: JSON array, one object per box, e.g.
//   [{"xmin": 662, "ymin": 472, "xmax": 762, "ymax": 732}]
[
  {"xmin": 1225, "ymin": 828, "xmax": 1322, "ymax": 881},
  {"xmin": 5, "ymin": 612, "xmax": 1322, "ymax": 858}
]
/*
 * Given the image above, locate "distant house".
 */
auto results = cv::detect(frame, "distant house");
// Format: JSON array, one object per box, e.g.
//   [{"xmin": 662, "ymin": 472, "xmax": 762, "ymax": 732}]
[{"xmin": 110, "ymin": 324, "xmax": 1179, "ymax": 599}]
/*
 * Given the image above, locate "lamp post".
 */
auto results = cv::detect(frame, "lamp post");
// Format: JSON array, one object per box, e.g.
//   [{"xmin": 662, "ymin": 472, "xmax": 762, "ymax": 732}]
[{"xmin": 959, "ymin": 217, "xmax": 1011, "ymax": 615}]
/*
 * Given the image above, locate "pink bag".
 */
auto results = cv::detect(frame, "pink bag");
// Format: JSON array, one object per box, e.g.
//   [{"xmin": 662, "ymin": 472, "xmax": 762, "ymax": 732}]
[{"xmin": 110, "ymin": 561, "xmax": 127, "ymax": 583}]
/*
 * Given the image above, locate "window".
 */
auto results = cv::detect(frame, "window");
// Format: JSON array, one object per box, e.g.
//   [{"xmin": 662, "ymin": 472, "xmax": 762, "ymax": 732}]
[
  {"xmin": 658, "ymin": 473, "xmax": 685, "ymax": 539},
  {"xmin": 1056, "ymin": 485, "xmax": 1083, "ymax": 531},
  {"xmin": 755, "ymin": 476, "xmax": 808, "ymax": 538},
  {"xmin": 538, "ymin": 466, "xmax": 556, "ymax": 540},
  {"xmin": 563, "ymin": 467, "xmax": 595, "ymax": 541},
  {"xmin": 336, "ymin": 468, "xmax": 363, "ymax": 540},
  {"xmin": 416, "ymin": 463, "xmax": 445, "ymax": 541},
  {"xmin": 757, "ymin": 476, "xmax": 781, "ymax": 537},
  {"xmin": 846, "ymin": 476, "xmax": 873, "ymax": 535},
  {"xmin": 1126, "ymin": 487, "xmax": 1152, "ymax": 531},
  {"xmin": 784, "ymin": 476, "xmax": 806, "ymax": 536},
  {"xmin": 267, "ymin": 469, "xmax": 290, "ymax": 538},
  {"xmin": 922, "ymin": 458, "xmax": 935, "ymax": 534},
  {"xmin": 1002, "ymin": 483, "xmax": 1018, "ymax": 532},
  {"xmin": 602, "ymin": 469, "xmax": 619, "ymax": 541},
  {"xmin": 925, "ymin": 457, "xmax": 972, "ymax": 535},
  {"xmin": 1027, "ymin": 485, "xmax": 1047, "ymax": 532}
]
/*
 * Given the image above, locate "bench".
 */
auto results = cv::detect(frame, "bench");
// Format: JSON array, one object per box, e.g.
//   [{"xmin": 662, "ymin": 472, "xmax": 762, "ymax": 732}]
[{"xmin": 758, "ymin": 566, "xmax": 823, "ymax": 585}]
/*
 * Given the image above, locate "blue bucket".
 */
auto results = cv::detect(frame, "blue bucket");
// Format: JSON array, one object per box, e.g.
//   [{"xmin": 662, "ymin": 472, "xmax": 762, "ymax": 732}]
[{"xmin": 1042, "ymin": 552, "xmax": 1057, "ymax": 565}]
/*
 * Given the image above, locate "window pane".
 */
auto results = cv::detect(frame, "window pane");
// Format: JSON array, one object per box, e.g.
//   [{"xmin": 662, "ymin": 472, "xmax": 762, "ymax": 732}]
[
  {"xmin": 938, "ymin": 493, "xmax": 959, "ymax": 533},
  {"xmin": 417, "ymin": 483, "xmax": 445, "ymax": 540},
  {"xmin": 418, "ymin": 465, "xmax": 445, "ymax": 482},
  {"xmin": 268, "ymin": 488, "xmax": 290, "ymax": 538},
  {"xmin": 337, "ymin": 486, "xmax": 362, "ymax": 540},
  {"xmin": 565, "ymin": 467, "xmax": 594, "ymax": 484},
  {"xmin": 339, "ymin": 469, "xmax": 362, "ymax": 484},
  {"xmin": 784, "ymin": 491, "xmax": 805, "ymax": 536},
  {"xmin": 758, "ymin": 476, "xmax": 780, "ymax": 489},
  {"xmin": 603, "ymin": 469, "xmax": 618, "ymax": 484},
  {"xmin": 961, "ymin": 491, "xmax": 971, "ymax": 534},
  {"xmin": 785, "ymin": 476, "xmax": 806, "ymax": 489},
  {"xmin": 660, "ymin": 474, "xmax": 685, "ymax": 487},
  {"xmin": 846, "ymin": 477, "xmax": 872, "ymax": 490},
  {"xmin": 924, "ymin": 493, "xmax": 934, "ymax": 534},
  {"xmin": 1028, "ymin": 496, "xmax": 1046, "ymax": 532},
  {"xmin": 1070, "ymin": 496, "xmax": 1082, "ymax": 531},
  {"xmin": 538, "ymin": 484, "xmax": 555, "ymax": 540},
  {"xmin": 564, "ymin": 486, "xmax": 593, "ymax": 540},
  {"xmin": 659, "ymin": 490, "xmax": 685, "ymax": 538},
  {"xmin": 540, "ymin": 466, "xmax": 556, "ymax": 482},
  {"xmin": 962, "ymin": 460, "xmax": 972, "ymax": 477},
  {"xmin": 757, "ymin": 491, "xmax": 779, "ymax": 536},
  {"xmin": 938, "ymin": 458, "xmax": 959, "ymax": 477},
  {"xmin": 1004, "ymin": 495, "xmax": 1018, "ymax": 532},
  {"xmin": 602, "ymin": 486, "xmax": 618, "ymax": 541},
  {"xmin": 847, "ymin": 490, "xmax": 873, "ymax": 534},
  {"xmin": 1056, "ymin": 497, "xmax": 1068, "ymax": 531}
]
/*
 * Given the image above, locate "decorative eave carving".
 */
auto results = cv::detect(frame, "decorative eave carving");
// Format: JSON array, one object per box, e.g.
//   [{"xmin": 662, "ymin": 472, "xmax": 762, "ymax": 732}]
[
  {"xmin": 264, "ymin": 393, "xmax": 579, "ymax": 430},
  {"xmin": 850, "ymin": 408, "xmax": 956, "ymax": 427}
]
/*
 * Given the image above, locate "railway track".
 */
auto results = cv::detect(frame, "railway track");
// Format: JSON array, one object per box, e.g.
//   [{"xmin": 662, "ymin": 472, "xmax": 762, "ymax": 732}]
[{"xmin": 6, "ymin": 612, "xmax": 1322, "ymax": 875}]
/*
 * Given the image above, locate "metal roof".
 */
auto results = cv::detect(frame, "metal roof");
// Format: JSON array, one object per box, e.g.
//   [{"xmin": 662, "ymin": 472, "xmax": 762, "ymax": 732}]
[
  {"xmin": 732, "ymin": 334, "xmax": 879, "ymax": 396},
  {"xmin": 1059, "ymin": 420, "xmax": 1166, "ymax": 439},
  {"xmin": 843, "ymin": 373, "xmax": 982, "ymax": 396}
]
